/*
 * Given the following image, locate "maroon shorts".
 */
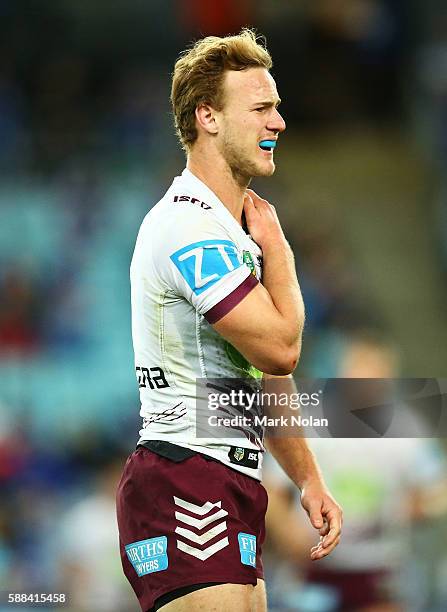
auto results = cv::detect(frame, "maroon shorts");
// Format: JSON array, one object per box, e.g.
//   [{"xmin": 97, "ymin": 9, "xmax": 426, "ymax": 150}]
[{"xmin": 116, "ymin": 446, "xmax": 267, "ymax": 612}]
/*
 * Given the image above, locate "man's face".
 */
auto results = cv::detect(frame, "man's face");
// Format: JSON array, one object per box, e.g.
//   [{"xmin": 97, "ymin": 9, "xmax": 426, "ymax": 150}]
[{"xmin": 216, "ymin": 67, "xmax": 286, "ymax": 182}]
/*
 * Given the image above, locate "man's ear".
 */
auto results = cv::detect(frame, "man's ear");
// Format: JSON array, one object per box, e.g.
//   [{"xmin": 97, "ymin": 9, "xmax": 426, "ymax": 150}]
[{"xmin": 195, "ymin": 103, "xmax": 219, "ymax": 136}]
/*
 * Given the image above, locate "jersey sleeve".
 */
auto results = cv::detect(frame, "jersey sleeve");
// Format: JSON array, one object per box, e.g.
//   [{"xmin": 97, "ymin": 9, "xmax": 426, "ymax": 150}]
[{"xmin": 154, "ymin": 207, "xmax": 258, "ymax": 323}]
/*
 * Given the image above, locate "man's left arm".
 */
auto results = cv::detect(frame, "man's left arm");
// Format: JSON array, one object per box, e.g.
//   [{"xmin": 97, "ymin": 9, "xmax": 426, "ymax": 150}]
[{"xmin": 263, "ymin": 374, "xmax": 343, "ymax": 561}]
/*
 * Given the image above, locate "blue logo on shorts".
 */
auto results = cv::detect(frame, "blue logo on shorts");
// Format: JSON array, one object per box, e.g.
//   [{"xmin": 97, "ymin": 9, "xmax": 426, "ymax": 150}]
[
  {"xmin": 125, "ymin": 536, "xmax": 168, "ymax": 577},
  {"xmin": 170, "ymin": 239, "xmax": 242, "ymax": 295},
  {"xmin": 238, "ymin": 532, "xmax": 256, "ymax": 568}
]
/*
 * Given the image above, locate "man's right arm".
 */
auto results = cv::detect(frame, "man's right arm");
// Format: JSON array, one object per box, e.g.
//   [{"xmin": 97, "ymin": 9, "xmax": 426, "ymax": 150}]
[{"xmin": 212, "ymin": 190, "xmax": 305, "ymax": 375}]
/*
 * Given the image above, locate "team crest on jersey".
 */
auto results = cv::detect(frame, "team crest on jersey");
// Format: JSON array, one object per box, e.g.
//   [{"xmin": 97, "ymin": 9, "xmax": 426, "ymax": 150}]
[
  {"xmin": 170, "ymin": 239, "xmax": 242, "ymax": 295},
  {"xmin": 229, "ymin": 447, "xmax": 260, "ymax": 468},
  {"xmin": 242, "ymin": 250, "xmax": 256, "ymax": 276},
  {"xmin": 233, "ymin": 447, "xmax": 245, "ymax": 462}
]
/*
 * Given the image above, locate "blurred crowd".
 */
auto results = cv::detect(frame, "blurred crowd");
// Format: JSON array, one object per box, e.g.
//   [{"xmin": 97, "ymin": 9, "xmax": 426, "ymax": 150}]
[
  {"xmin": 0, "ymin": 425, "xmax": 136, "ymax": 610},
  {"xmin": 0, "ymin": 0, "xmax": 411, "ymax": 174},
  {"xmin": 1, "ymin": 1, "xmax": 447, "ymax": 611}
]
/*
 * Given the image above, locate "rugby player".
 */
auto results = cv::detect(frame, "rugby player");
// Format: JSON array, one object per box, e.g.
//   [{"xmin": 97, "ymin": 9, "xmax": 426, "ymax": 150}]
[{"xmin": 116, "ymin": 29, "xmax": 342, "ymax": 612}]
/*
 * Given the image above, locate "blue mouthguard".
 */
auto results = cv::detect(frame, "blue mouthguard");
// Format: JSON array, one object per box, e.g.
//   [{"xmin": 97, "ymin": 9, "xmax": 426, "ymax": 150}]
[{"xmin": 259, "ymin": 140, "xmax": 277, "ymax": 149}]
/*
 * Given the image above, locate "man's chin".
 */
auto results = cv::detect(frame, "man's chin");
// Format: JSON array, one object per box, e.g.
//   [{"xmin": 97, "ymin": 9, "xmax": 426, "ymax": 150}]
[
  {"xmin": 230, "ymin": 160, "xmax": 275, "ymax": 183},
  {"xmin": 254, "ymin": 160, "xmax": 276, "ymax": 177}
]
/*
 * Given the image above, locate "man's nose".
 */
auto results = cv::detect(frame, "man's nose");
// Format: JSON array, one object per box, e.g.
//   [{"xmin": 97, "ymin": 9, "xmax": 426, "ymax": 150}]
[{"xmin": 268, "ymin": 108, "xmax": 286, "ymax": 133}]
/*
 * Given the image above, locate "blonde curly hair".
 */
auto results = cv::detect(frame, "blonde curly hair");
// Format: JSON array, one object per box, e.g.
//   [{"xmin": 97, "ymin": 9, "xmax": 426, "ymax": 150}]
[{"xmin": 171, "ymin": 28, "xmax": 272, "ymax": 152}]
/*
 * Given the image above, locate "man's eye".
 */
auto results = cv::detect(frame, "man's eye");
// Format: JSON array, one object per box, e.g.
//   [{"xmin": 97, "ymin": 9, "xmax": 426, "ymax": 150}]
[{"xmin": 254, "ymin": 108, "xmax": 265, "ymax": 112}]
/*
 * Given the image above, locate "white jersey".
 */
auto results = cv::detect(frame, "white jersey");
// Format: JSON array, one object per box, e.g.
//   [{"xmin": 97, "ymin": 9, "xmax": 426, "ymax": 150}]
[{"xmin": 130, "ymin": 168, "xmax": 264, "ymax": 479}]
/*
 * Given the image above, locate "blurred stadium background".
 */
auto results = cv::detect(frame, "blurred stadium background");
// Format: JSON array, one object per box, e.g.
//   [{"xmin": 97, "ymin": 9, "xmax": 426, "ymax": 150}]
[{"xmin": 0, "ymin": 1, "xmax": 446, "ymax": 611}]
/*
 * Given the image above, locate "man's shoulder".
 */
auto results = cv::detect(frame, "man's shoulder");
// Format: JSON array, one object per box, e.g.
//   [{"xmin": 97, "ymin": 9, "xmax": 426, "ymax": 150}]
[
  {"xmin": 168, "ymin": 191, "xmax": 214, "ymax": 213},
  {"xmin": 156, "ymin": 178, "xmax": 215, "ymax": 216},
  {"xmin": 141, "ymin": 182, "xmax": 219, "ymax": 237}
]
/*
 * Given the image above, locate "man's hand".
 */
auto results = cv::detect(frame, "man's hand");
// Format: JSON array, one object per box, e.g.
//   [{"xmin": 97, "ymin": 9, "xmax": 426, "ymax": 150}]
[
  {"xmin": 243, "ymin": 189, "xmax": 286, "ymax": 250},
  {"xmin": 300, "ymin": 478, "xmax": 343, "ymax": 561},
  {"xmin": 211, "ymin": 186, "xmax": 304, "ymax": 374}
]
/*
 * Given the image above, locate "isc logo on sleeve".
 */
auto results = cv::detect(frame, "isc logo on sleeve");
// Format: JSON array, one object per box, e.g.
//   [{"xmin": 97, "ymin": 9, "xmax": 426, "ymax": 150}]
[{"xmin": 170, "ymin": 240, "xmax": 242, "ymax": 295}]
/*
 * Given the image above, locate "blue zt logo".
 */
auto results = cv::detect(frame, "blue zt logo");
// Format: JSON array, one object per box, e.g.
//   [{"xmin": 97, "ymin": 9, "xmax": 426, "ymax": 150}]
[{"xmin": 170, "ymin": 240, "xmax": 242, "ymax": 295}]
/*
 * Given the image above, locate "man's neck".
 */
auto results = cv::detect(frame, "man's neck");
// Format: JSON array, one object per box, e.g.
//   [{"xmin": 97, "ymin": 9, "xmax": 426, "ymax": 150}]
[{"xmin": 186, "ymin": 148, "xmax": 249, "ymax": 225}]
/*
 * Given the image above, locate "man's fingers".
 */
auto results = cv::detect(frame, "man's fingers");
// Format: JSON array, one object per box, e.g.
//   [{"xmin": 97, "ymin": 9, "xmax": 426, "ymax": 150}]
[
  {"xmin": 322, "ymin": 524, "xmax": 340, "ymax": 548},
  {"xmin": 243, "ymin": 192, "xmax": 254, "ymax": 208},
  {"xmin": 245, "ymin": 189, "xmax": 261, "ymax": 209},
  {"xmin": 321, "ymin": 508, "xmax": 342, "ymax": 548},
  {"xmin": 318, "ymin": 520, "xmax": 329, "ymax": 537},
  {"xmin": 307, "ymin": 504, "xmax": 324, "ymax": 530},
  {"xmin": 243, "ymin": 193, "xmax": 257, "ymax": 220},
  {"xmin": 246, "ymin": 189, "xmax": 271, "ymax": 210},
  {"xmin": 321, "ymin": 535, "xmax": 340, "ymax": 556},
  {"xmin": 308, "ymin": 501, "xmax": 342, "ymax": 560},
  {"xmin": 246, "ymin": 188, "xmax": 263, "ymax": 204},
  {"xmin": 310, "ymin": 535, "xmax": 341, "ymax": 560}
]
